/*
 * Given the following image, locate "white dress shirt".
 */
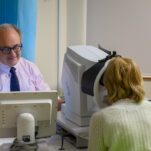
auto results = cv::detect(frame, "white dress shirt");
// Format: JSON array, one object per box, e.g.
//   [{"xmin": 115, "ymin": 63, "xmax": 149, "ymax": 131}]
[{"xmin": 0, "ymin": 57, "xmax": 50, "ymax": 91}]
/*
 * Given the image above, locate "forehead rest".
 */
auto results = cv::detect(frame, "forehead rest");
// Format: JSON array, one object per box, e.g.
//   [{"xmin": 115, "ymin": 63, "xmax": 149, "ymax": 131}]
[{"xmin": 81, "ymin": 51, "xmax": 120, "ymax": 96}]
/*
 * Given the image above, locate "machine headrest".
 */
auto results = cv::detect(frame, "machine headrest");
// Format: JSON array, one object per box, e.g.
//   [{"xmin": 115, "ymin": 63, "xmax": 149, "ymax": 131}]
[{"xmin": 81, "ymin": 51, "xmax": 119, "ymax": 96}]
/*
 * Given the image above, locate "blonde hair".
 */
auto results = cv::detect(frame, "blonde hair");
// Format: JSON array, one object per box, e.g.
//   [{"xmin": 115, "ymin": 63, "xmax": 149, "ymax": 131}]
[{"xmin": 103, "ymin": 57, "xmax": 145, "ymax": 103}]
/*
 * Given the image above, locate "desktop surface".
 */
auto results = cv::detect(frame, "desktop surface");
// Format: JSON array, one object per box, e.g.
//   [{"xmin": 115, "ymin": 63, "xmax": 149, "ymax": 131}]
[{"xmin": 0, "ymin": 135, "xmax": 88, "ymax": 151}]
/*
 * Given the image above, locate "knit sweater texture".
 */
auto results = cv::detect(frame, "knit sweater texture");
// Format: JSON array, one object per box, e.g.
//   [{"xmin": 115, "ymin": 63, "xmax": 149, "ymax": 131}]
[{"xmin": 88, "ymin": 98, "xmax": 151, "ymax": 151}]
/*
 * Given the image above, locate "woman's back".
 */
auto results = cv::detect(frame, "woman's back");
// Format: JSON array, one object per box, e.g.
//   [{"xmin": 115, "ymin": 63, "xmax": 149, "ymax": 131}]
[{"xmin": 88, "ymin": 99, "xmax": 151, "ymax": 151}]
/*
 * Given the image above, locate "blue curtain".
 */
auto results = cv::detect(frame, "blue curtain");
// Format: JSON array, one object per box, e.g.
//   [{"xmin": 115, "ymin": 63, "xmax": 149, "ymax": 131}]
[{"xmin": 0, "ymin": 0, "xmax": 37, "ymax": 62}]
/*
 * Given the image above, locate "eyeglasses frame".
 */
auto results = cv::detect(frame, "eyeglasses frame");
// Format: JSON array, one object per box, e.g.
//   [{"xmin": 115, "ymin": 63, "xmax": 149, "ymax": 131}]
[{"xmin": 0, "ymin": 43, "xmax": 22, "ymax": 55}]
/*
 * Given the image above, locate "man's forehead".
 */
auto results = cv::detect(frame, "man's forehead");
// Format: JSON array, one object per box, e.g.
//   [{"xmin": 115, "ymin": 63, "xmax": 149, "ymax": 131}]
[
  {"xmin": 0, "ymin": 28, "xmax": 21, "ymax": 47},
  {"xmin": 0, "ymin": 27, "xmax": 17, "ymax": 34}
]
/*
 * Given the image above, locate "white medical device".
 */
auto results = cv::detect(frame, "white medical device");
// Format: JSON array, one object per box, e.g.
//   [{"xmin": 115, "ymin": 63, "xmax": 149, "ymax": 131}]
[
  {"xmin": 57, "ymin": 45, "xmax": 110, "ymax": 147},
  {"xmin": 0, "ymin": 91, "xmax": 58, "ymax": 150}
]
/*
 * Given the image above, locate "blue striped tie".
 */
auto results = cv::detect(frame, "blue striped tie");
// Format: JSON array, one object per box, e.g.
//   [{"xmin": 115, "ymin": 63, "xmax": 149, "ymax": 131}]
[{"xmin": 10, "ymin": 67, "xmax": 20, "ymax": 91}]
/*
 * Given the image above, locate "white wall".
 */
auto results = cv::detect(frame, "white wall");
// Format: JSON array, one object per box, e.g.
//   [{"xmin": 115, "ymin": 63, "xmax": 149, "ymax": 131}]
[
  {"xmin": 57, "ymin": 0, "xmax": 67, "ymax": 94},
  {"xmin": 35, "ymin": 0, "xmax": 58, "ymax": 90},
  {"xmin": 66, "ymin": 0, "xmax": 87, "ymax": 46},
  {"xmin": 35, "ymin": 0, "xmax": 87, "ymax": 92},
  {"xmin": 87, "ymin": 0, "xmax": 151, "ymax": 75},
  {"xmin": 35, "ymin": 0, "xmax": 151, "ymax": 99},
  {"xmin": 87, "ymin": 0, "xmax": 151, "ymax": 98},
  {"xmin": 144, "ymin": 80, "xmax": 151, "ymax": 99}
]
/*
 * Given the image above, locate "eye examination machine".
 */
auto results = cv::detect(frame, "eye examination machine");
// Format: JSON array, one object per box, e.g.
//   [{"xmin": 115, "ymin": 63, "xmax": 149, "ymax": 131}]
[
  {"xmin": 57, "ymin": 45, "xmax": 118, "ymax": 147},
  {"xmin": 0, "ymin": 91, "xmax": 58, "ymax": 151}
]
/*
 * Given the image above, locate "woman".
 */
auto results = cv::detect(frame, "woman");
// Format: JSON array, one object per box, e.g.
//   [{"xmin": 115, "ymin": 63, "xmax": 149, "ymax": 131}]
[{"xmin": 88, "ymin": 57, "xmax": 151, "ymax": 151}]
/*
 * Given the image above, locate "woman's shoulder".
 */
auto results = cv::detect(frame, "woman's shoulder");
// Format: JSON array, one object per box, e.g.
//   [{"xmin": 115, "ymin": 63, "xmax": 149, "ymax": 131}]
[
  {"xmin": 91, "ymin": 106, "xmax": 113, "ymax": 120},
  {"xmin": 92, "ymin": 98, "xmax": 151, "ymax": 116}
]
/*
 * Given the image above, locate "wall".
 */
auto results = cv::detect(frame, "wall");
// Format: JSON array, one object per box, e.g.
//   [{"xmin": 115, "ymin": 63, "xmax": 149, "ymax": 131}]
[
  {"xmin": 87, "ymin": 0, "xmax": 151, "ymax": 98},
  {"xmin": 87, "ymin": 0, "xmax": 151, "ymax": 76},
  {"xmin": 144, "ymin": 80, "xmax": 151, "ymax": 99},
  {"xmin": 35, "ymin": 1, "xmax": 151, "ymax": 99},
  {"xmin": 66, "ymin": 0, "xmax": 87, "ymax": 46},
  {"xmin": 35, "ymin": 0, "xmax": 58, "ymax": 89},
  {"xmin": 35, "ymin": 0, "xmax": 87, "ymax": 92}
]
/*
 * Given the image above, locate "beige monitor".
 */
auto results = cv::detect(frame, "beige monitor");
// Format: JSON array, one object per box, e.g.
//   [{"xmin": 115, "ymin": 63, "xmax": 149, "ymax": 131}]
[{"xmin": 0, "ymin": 91, "xmax": 58, "ymax": 138}]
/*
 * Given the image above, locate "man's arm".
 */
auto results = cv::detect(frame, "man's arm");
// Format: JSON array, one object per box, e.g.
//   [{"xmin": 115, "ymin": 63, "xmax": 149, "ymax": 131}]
[{"xmin": 27, "ymin": 61, "xmax": 50, "ymax": 91}]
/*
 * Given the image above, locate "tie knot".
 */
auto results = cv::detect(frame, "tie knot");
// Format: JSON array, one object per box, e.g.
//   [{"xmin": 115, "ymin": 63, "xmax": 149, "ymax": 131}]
[{"xmin": 10, "ymin": 67, "xmax": 16, "ymax": 73}]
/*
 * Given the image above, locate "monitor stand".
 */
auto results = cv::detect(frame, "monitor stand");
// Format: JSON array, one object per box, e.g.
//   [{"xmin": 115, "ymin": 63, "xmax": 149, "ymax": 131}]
[{"xmin": 57, "ymin": 111, "xmax": 89, "ymax": 148}]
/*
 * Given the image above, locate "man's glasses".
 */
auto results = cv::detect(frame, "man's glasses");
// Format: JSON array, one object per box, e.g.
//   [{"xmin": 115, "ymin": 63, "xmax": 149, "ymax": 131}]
[{"xmin": 0, "ymin": 44, "xmax": 22, "ymax": 55}]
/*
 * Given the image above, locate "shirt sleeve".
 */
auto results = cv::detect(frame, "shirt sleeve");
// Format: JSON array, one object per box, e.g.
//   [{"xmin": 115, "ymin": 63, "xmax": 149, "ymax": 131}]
[
  {"xmin": 88, "ymin": 112, "xmax": 106, "ymax": 151},
  {"xmin": 29, "ymin": 62, "xmax": 51, "ymax": 91},
  {"xmin": 34, "ymin": 70, "xmax": 50, "ymax": 91}
]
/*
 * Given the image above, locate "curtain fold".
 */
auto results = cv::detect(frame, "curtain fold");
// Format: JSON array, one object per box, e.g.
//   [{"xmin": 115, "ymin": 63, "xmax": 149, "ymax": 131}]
[{"xmin": 0, "ymin": 0, "xmax": 37, "ymax": 62}]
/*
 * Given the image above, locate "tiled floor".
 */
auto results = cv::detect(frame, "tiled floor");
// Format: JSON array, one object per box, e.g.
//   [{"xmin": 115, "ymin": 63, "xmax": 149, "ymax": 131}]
[{"xmin": 0, "ymin": 135, "xmax": 88, "ymax": 151}]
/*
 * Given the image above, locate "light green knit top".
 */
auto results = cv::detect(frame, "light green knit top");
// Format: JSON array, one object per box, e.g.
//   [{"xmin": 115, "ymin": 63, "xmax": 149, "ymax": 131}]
[{"xmin": 88, "ymin": 98, "xmax": 151, "ymax": 151}]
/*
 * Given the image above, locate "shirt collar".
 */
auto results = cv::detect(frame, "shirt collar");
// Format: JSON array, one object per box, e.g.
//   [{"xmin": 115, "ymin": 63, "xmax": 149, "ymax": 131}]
[
  {"xmin": 112, "ymin": 98, "xmax": 136, "ymax": 106},
  {"xmin": 0, "ymin": 62, "xmax": 11, "ymax": 74},
  {"xmin": 0, "ymin": 60, "xmax": 20, "ymax": 74}
]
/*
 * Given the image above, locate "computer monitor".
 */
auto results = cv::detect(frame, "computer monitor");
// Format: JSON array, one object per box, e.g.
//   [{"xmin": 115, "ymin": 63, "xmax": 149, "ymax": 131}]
[
  {"xmin": 61, "ymin": 45, "xmax": 108, "ymax": 126},
  {"xmin": 0, "ymin": 91, "xmax": 58, "ymax": 138}
]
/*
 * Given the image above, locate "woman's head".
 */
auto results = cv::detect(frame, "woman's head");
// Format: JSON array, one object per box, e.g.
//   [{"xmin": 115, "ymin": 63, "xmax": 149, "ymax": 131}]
[{"xmin": 103, "ymin": 57, "xmax": 145, "ymax": 103}]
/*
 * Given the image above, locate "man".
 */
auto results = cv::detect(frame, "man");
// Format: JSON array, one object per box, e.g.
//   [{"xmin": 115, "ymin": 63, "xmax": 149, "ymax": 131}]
[{"xmin": 0, "ymin": 24, "xmax": 50, "ymax": 91}]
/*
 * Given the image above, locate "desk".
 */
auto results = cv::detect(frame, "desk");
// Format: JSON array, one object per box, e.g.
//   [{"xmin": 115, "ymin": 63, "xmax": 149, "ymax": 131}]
[{"xmin": 0, "ymin": 135, "xmax": 88, "ymax": 151}]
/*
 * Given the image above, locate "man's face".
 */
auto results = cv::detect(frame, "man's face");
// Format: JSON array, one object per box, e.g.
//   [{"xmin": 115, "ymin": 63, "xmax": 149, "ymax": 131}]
[{"xmin": 0, "ymin": 28, "xmax": 21, "ymax": 67}]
